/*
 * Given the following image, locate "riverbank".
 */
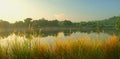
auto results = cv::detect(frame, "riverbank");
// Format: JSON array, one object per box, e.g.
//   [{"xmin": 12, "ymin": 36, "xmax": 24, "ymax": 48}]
[{"xmin": 0, "ymin": 34, "xmax": 120, "ymax": 59}]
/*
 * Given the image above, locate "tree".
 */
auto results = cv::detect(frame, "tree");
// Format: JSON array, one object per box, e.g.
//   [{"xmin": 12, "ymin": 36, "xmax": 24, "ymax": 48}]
[
  {"xmin": 96, "ymin": 21, "xmax": 100, "ymax": 32},
  {"xmin": 24, "ymin": 18, "xmax": 32, "ymax": 27},
  {"xmin": 49, "ymin": 20, "xmax": 59, "ymax": 26},
  {"xmin": 32, "ymin": 20, "xmax": 39, "ymax": 28},
  {"xmin": 0, "ymin": 20, "xmax": 10, "ymax": 28},
  {"xmin": 38, "ymin": 18, "xmax": 48, "ymax": 27},
  {"xmin": 14, "ymin": 21, "xmax": 24, "ymax": 28},
  {"xmin": 115, "ymin": 17, "xmax": 120, "ymax": 30},
  {"xmin": 63, "ymin": 20, "xmax": 72, "ymax": 27}
]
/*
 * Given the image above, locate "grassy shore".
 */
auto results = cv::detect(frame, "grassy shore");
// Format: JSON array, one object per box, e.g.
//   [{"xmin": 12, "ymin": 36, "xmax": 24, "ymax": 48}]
[{"xmin": 0, "ymin": 34, "xmax": 120, "ymax": 59}]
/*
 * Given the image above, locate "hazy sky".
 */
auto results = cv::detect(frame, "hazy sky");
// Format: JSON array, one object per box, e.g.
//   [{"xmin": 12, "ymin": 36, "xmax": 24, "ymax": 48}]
[{"xmin": 0, "ymin": 0, "xmax": 120, "ymax": 23}]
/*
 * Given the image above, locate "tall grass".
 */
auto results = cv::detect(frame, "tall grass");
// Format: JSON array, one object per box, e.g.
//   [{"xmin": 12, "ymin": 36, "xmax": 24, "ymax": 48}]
[{"xmin": 0, "ymin": 34, "xmax": 120, "ymax": 59}]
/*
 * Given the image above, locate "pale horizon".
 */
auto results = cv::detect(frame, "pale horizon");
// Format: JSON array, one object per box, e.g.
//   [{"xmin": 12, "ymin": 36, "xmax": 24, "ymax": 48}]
[{"xmin": 0, "ymin": 0, "xmax": 120, "ymax": 23}]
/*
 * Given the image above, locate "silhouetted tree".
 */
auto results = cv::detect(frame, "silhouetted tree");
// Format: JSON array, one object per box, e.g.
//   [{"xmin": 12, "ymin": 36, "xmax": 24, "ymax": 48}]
[{"xmin": 24, "ymin": 18, "xmax": 32, "ymax": 27}]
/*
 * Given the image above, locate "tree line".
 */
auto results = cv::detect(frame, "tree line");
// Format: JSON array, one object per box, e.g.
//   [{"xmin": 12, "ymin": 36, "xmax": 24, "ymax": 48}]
[
  {"xmin": 0, "ymin": 16, "xmax": 120, "ymax": 30},
  {"xmin": 0, "ymin": 18, "xmax": 73, "ymax": 29}
]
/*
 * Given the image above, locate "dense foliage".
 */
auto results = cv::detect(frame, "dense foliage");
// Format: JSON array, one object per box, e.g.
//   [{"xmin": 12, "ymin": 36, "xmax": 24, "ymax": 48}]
[{"xmin": 0, "ymin": 16, "xmax": 120, "ymax": 30}]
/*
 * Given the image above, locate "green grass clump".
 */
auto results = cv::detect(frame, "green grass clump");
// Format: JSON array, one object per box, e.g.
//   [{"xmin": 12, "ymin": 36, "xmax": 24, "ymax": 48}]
[{"xmin": 0, "ymin": 34, "xmax": 120, "ymax": 59}]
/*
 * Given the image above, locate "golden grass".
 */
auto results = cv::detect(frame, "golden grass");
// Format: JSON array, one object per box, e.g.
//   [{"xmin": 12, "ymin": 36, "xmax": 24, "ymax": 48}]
[{"xmin": 0, "ymin": 34, "xmax": 120, "ymax": 59}]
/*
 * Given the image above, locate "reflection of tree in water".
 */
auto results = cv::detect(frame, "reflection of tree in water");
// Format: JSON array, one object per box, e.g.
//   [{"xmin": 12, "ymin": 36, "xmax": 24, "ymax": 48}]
[{"xmin": 0, "ymin": 28, "xmax": 120, "ymax": 37}]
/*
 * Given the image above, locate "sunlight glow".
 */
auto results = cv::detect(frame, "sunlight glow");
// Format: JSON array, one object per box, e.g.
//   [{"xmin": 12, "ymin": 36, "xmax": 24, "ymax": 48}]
[
  {"xmin": 0, "ymin": 0, "xmax": 119, "ymax": 23},
  {"xmin": 0, "ymin": 0, "xmax": 41, "ymax": 22}
]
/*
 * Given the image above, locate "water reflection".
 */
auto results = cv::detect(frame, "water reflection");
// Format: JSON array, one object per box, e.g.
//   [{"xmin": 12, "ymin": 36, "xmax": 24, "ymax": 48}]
[
  {"xmin": 39, "ymin": 32, "xmax": 111, "ymax": 45},
  {"xmin": 0, "ymin": 29, "xmax": 120, "ymax": 37},
  {"xmin": 0, "ymin": 31, "xmax": 113, "ymax": 47}
]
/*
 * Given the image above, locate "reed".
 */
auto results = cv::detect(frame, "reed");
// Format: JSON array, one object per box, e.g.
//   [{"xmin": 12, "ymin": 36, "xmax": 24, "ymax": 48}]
[{"xmin": 0, "ymin": 34, "xmax": 120, "ymax": 59}]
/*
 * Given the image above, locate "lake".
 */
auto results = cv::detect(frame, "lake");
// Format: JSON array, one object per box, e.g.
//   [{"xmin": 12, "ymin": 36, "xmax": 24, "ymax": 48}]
[
  {"xmin": 0, "ymin": 28, "xmax": 119, "ymax": 37},
  {"xmin": 0, "ymin": 31, "xmax": 112, "ymax": 48}
]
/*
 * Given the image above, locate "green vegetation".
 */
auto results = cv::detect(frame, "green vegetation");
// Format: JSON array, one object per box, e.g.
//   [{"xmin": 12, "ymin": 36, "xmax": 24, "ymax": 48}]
[
  {"xmin": 0, "ymin": 16, "xmax": 120, "ymax": 59},
  {"xmin": 0, "ymin": 34, "xmax": 120, "ymax": 59},
  {"xmin": 0, "ymin": 16, "xmax": 120, "ymax": 30},
  {"xmin": 115, "ymin": 17, "xmax": 120, "ymax": 30},
  {"xmin": 0, "ymin": 16, "xmax": 120, "ymax": 37}
]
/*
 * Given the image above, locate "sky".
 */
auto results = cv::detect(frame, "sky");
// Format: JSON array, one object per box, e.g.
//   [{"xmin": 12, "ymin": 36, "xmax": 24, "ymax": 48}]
[{"xmin": 0, "ymin": 0, "xmax": 120, "ymax": 23}]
